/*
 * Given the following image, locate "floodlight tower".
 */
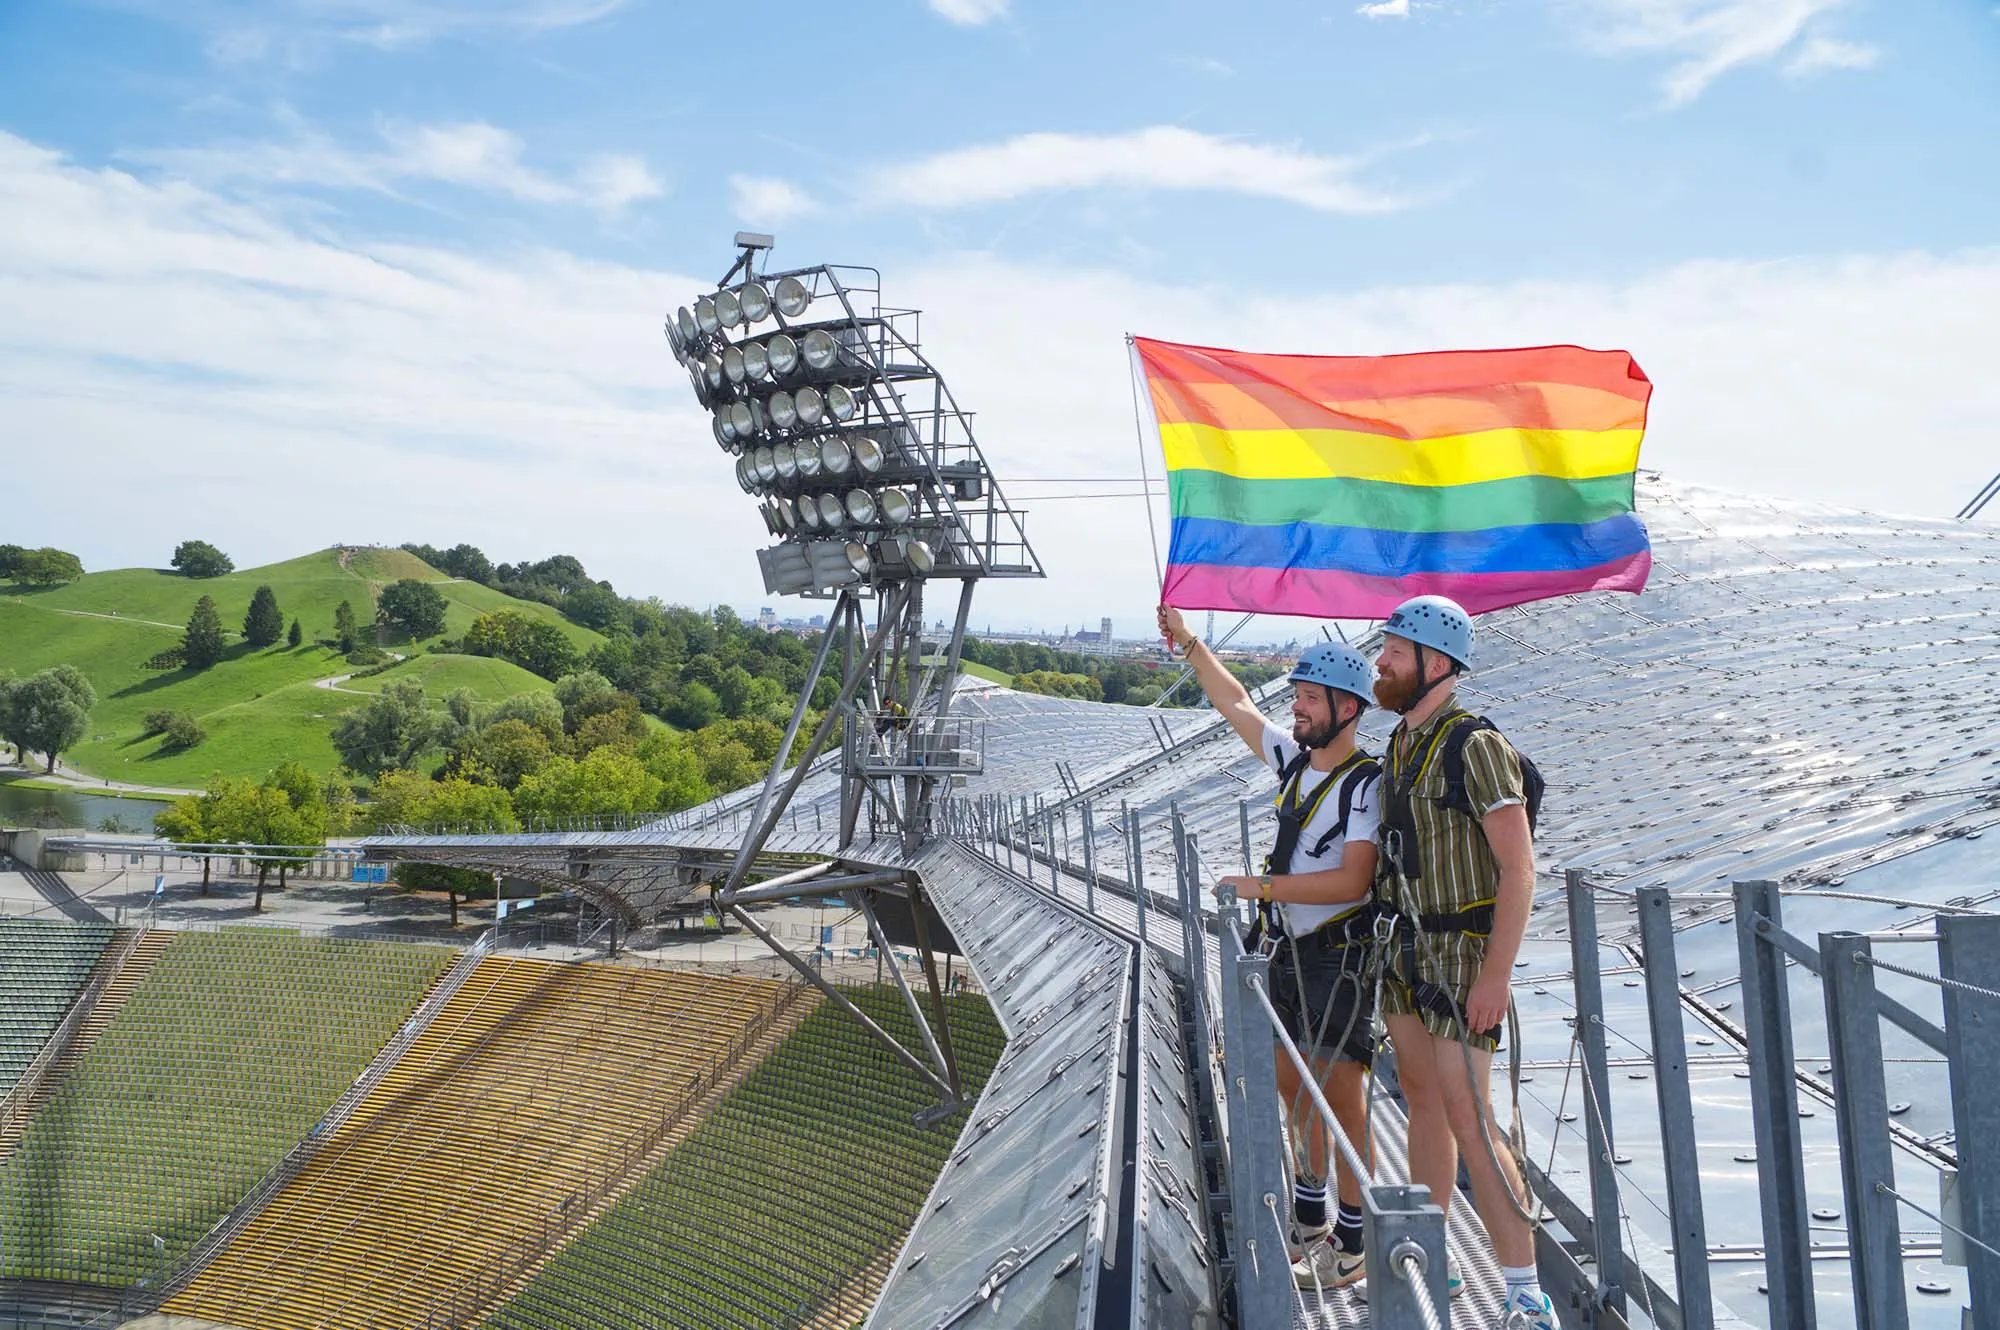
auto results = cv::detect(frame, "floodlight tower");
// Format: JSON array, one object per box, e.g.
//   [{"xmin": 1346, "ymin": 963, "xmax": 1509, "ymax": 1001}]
[{"xmin": 664, "ymin": 235, "xmax": 1043, "ymax": 1102}]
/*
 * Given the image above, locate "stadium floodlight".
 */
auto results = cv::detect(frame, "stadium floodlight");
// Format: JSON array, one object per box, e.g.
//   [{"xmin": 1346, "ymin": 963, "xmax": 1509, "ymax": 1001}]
[
  {"xmin": 666, "ymin": 242, "xmax": 1054, "ymax": 1111},
  {"xmin": 820, "ymin": 436, "xmax": 853, "ymax": 477},
  {"xmin": 801, "ymin": 329, "xmax": 841, "ymax": 372},
  {"xmin": 774, "ymin": 275, "xmax": 811, "ymax": 318},
  {"xmin": 825, "ymin": 383, "xmax": 859, "ymax": 423},
  {"xmin": 715, "ymin": 287, "xmax": 743, "ymax": 330},
  {"xmin": 767, "ymin": 334, "xmax": 800, "ymax": 378},
  {"xmin": 794, "ymin": 385, "xmax": 826, "ymax": 428}
]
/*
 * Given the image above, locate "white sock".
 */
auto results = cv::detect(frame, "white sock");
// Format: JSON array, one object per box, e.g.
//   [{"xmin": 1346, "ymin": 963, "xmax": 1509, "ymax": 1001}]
[{"xmin": 1502, "ymin": 1263, "xmax": 1540, "ymax": 1301}]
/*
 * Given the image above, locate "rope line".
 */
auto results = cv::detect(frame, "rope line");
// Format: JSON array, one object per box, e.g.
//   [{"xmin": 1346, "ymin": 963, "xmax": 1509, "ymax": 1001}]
[
  {"xmin": 1859, "ymin": 953, "xmax": 2000, "ymax": 1004},
  {"xmin": 1396, "ymin": 1247, "xmax": 1447, "ymax": 1330},
  {"xmin": 1877, "ymin": 1181, "xmax": 2000, "ymax": 1263}
]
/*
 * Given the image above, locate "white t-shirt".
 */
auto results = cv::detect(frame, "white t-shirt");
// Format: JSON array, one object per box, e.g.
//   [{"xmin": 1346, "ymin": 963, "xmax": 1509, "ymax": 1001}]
[{"xmin": 1260, "ymin": 720, "xmax": 1381, "ymax": 936}]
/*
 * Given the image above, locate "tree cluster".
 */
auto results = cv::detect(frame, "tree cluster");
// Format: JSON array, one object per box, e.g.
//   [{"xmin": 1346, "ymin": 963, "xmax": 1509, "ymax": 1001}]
[
  {"xmin": 154, "ymin": 762, "xmax": 348, "ymax": 909},
  {"xmin": 170, "ymin": 540, "xmax": 234, "ymax": 579},
  {"xmin": 959, "ymin": 636, "xmax": 1282, "ymax": 707},
  {"xmin": 376, "ymin": 579, "xmax": 448, "ymax": 639},
  {"xmin": 0, "ymin": 545, "xmax": 84, "ymax": 586},
  {"xmin": 0, "ymin": 666, "xmax": 96, "ymax": 771},
  {"xmin": 141, "ymin": 708, "xmax": 205, "ymax": 750}
]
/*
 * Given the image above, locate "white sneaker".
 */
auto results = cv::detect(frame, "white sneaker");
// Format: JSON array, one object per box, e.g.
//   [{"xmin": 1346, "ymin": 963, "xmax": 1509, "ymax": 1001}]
[
  {"xmin": 1502, "ymin": 1288, "xmax": 1556, "ymax": 1329},
  {"xmin": 1284, "ymin": 1221, "xmax": 1328, "ymax": 1263},
  {"xmin": 1448, "ymin": 1253, "xmax": 1466, "ymax": 1299},
  {"xmin": 1292, "ymin": 1237, "xmax": 1366, "ymax": 1291}
]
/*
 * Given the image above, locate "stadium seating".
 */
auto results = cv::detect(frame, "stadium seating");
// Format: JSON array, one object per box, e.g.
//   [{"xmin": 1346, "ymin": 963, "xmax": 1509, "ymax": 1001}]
[
  {"xmin": 0, "ymin": 918, "xmax": 114, "ymax": 1099},
  {"xmin": 0, "ymin": 929, "xmax": 451, "ymax": 1287},
  {"xmin": 163, "ymin": 956, "xmax": 802, "ymax": 1330},
  {"xmin": 483, "ymin": 985, "xmax": 1007, "ymax": 1330}
]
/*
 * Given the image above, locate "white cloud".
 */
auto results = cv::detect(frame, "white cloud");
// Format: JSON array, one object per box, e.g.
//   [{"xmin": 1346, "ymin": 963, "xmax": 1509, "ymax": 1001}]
[
  {"xmin": 1574, "ymin": 0, "xmax": 1873, "ymax": 106},
  {"xmin": 1786, "ymin": 34, "xmax": 1878, "ymax": 74},
  {"xmin": 928, "ymin": 0, "xmax": 1010, "ymax": 26},
  {"xmin": 1358, "ymin": 0, "xmax": 1412, "ymax": 18},
  {"xmin": 730, "ymin": 175, "xmax": 820, "ymax": 225},
  {"xmin": 133, "ymin": 120, "xmax": 662, "ymax": 214},
  {"xmin": 5, "ymin": 131, "xmax": 1999, "ymax": 629},
  {"xmin": 864, "ymin": 126, "xmax": 1407, "ymax": 215},
  {"xmin": 153, "ymin": 0, "xmax": 631, "ymax": 61}
]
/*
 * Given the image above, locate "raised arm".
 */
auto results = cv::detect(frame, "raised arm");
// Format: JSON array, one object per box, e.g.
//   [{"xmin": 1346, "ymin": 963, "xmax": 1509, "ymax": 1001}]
[{"xmin": 1157, "ymin": 605, "xmax": 1267, "ymax": 757}]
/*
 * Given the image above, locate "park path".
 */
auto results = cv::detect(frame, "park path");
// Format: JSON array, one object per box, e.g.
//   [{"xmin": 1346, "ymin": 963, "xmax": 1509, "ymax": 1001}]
[
  {"xmin": 50, "ymin": 607, "xmax": 184, "ymax": 630},
  {"xmin": 2, "ymin": 758, "xmax": 199, "ymax": 799},
  {"xmin": 311, "ymin": 651, "xmax": 406, "ymax": 695}
]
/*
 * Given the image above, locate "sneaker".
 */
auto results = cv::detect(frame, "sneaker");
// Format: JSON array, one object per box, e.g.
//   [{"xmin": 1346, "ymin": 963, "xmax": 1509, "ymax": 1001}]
[
  {"xmin": 1291, "ymin": 1237, "xmax": 1366, "ymax": 1291},
  {"xmin": 1447, "ymin": 1253, "xmax": 1465, "ymax": 1300},
  {"xmin": 1284, "ymin": 1221, "xmax": 1329, "ymax": 1263},
  {"xmin": 1501, "ymin": 1288, "xmax": 1557, "ymax": 1329}
]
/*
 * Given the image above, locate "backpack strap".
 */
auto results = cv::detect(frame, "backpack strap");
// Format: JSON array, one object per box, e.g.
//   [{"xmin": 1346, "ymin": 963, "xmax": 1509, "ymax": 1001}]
[
  {"xmin": 1306, "ymin": 759, "xmax": 1380, "ymax": 858},
  {"xmin": 1435, "ymin": 714, "xmax": 1499, "ymax": 821}
]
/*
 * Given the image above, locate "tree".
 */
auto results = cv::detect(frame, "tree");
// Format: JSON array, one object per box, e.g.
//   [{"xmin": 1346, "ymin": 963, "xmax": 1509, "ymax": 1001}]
[
  {"xmin": 0, "ymin": 545, "xmax": 22, "ymax": 580},
  {"xmin": 155, "ymin": 783, "xmax": 219, "ymax": 894},
  {"xmin": 461, "ymin": 609, "xmax": 579, "ymax": 680},
  {"xmin": 170, "ymin": 540, "xmax": 233, "ymax": 578},
  {"xmin": 183, "ymin": 595, "xmax": 227, "ymax": 669},
  {"xmin": 447, "ymin": 717, "xmax": 556, "ymax": 790},
  {"xmin": 4, "ymin": 666, "xmax": 95, "ymax": 772},
  {"xmin": 665, "ymin": 680, "xmax": 721, "ymax": 731},
  {"xmin": 243, "ymin": 584, "xmax": 284, "ymax": 647},
  {"xmin": 554, "ymin": 671, "xmax": 616, "ymax": 730},
  {"xmin": 561, "ymin": 583, "xmax": 627, "ymax": 633},
  {"xmin": 162, "ymin": 713, "xmax": 204, "ymax": 749},
  {"xmin": 632, "ymin": 732, "xmax": 713, "ymax": 812},
  {"xmin": 287, "ymin": 618, "xmax": 304, "ymax": 648},
  {"xmin": 333, "ymin": 600, "xmax": 360, "ymax": 653},
  {"xmin": 368, "ymin": 769, "xmax": 518, "ymax": 922},
  {"xmin": 6, "ymin": 547, "xmax": 84, "ymax": 586},
  {"xmin": 330, "ymin": 678, "xmax": 442, "ymax": 777},
  {"xmin": 485, "ymin": 690, "xmax": 565, "ymax": 742},
  {"xmin": 513, "ymin": 747, "xmax": 664, "ymax": 822},
  {"xmin": 375, "ymin": 578, "xmax": 448, "ymax": 639},
  {"xmin": 440, "ymin": 543, "xmax": 494, "ymax": 583}
]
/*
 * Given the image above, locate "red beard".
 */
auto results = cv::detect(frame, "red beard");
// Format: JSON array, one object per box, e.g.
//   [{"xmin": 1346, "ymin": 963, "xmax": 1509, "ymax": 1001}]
[{"xmin": 1373, "ymin": 665, "xmax": 1419, "ymax": 714}]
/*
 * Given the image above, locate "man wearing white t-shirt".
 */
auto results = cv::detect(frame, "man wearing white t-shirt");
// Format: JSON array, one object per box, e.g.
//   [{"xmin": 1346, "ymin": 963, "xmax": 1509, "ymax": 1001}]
[{"xmin": 1157, "ymin": 607, "xmax": 1381, "ymax": 1291}]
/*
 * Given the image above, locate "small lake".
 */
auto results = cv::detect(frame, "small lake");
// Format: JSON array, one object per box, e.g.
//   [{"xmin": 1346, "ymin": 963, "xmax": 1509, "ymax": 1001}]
[{"xmin": 0, "ymin": 779, "xmax": 169, "ymax": 834}]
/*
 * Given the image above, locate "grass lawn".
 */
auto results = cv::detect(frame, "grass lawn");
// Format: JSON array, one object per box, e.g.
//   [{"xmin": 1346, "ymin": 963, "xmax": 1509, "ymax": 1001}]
[
  {"xmin": 0, "ymin": 549, "xmax": 603, "ymax": 785},
  {"xmin": 341, "ymin": 653, "xmax": 554, "ymax": 703}
]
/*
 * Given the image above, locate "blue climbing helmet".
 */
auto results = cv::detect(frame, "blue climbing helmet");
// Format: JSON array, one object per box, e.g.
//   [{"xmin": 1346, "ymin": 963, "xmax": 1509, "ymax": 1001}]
[
  {"xmin": 1382, "ymin": 595, "xmax": 1475, "ymax": 670},
  {"xmin": 1290, "ymin": 641, "xmax": 1375, "ymax": 704}
]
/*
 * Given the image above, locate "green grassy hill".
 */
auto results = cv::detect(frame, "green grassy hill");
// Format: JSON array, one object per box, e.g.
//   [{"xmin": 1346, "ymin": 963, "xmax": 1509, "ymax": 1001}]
[{"xmin": 0, "ymin": 549, "xmax": 597, "ymax": 786}]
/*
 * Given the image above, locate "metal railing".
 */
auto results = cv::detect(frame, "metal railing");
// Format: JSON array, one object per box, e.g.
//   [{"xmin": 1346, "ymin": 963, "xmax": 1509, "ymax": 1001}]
[{"xmin": 1730, "ymin": 878, "xmax": 2000, "ymax": 1328}]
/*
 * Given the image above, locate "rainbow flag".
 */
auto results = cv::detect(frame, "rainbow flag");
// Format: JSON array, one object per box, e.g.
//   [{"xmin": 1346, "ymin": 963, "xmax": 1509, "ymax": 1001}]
[{"xmin": 1135, "ymin": 337, "xmax": 1653, "ymax": 618}]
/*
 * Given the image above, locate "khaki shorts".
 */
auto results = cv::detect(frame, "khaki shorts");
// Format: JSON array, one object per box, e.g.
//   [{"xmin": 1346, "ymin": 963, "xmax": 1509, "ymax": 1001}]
[{"xmin": 1380, "ymin": 927, "xmax": 1502, "ymax": 1053}]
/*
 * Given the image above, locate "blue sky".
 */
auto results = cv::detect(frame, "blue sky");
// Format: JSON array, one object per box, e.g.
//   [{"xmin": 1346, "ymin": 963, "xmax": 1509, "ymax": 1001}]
[{"xmin": 1, "ymin": 1, "xmax": 1996, "ymax": 634}]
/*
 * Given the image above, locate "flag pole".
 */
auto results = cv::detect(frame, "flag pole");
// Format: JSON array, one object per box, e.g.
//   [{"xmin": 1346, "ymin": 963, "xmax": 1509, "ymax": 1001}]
[{"xmin": 1124, "ymin": 334, "xmax": 1167, "ymax": 594}]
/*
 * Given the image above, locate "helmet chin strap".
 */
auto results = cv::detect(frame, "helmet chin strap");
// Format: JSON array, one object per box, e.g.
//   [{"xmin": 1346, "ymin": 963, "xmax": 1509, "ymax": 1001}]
[
  {"xmin": 1302, "ymin": 695, "xmax": 1361, "ymax": 749},
  {"xmin": 1395, "ymin": 643, "xmax": 1455, "ymax": 716}
]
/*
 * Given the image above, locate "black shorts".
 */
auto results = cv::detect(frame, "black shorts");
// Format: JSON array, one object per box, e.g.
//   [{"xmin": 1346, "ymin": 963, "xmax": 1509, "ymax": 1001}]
[{"xmin": 1268, "ymin": 929, "xmax": 1376, "ymax": 1068}]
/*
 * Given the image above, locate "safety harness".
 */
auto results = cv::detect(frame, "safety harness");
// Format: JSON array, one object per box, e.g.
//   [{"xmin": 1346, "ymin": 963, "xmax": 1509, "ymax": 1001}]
[{"xmin": 1251, "ymin": 747, "xmax": 1380, "ymax": 948}]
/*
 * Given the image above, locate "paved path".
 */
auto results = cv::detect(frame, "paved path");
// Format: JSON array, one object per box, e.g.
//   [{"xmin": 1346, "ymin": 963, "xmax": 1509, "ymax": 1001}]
[
  {"xmin": 311, "ymin": 651, "xmax": 406, "ymax": 695},
  {"xmin": 49, "ymin": 607, "xmax": 185, "ymax": 630},
  {"xmin": 3, "ymin": 759, "xmax": 197, "ymax": 799}
]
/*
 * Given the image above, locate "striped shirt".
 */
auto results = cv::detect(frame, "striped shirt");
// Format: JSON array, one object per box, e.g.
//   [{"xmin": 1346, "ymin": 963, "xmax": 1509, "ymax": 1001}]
[{"xmin": 1374, "ymin": 700, "xmax": 1526, "ymax": 918}]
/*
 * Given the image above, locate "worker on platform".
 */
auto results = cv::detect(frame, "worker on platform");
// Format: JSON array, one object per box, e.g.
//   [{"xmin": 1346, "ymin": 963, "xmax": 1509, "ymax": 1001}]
[
  {"xmin": 1372, "ymin": 594, "xmax": 1554, "ymax": 1328},
  {"xmin": 1157, "ymin": 606, "xmax": 1381, "ymax": 1291}
]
